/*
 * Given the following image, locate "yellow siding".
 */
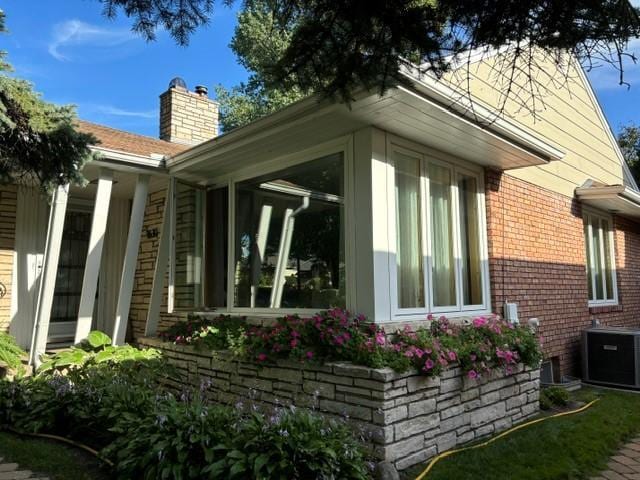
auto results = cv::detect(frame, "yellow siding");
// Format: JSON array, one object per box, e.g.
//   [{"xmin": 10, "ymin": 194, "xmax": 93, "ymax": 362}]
[{"xmin": 446, "ymin": 52, "xmax": 625, "ymax": 198}]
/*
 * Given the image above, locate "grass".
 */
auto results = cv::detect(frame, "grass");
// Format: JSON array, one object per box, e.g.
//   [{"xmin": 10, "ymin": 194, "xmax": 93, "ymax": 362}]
[
  {"xmin": 403, "ymin": 387, "xmax": 640, "ymax": 480},
  {"xmin": 0, "ymin": 431, "xmax": 110, "ymax": 480}
]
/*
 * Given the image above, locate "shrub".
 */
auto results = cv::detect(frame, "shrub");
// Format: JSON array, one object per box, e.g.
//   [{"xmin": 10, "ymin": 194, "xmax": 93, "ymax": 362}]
[
  {"xmin": 105, "ymin": 393, "xmax": 369, "ymax": 480},
  {"xmin": 0, "ymin": 332, "xmax": 26, "ymax": 373},
  {"xmin": 540, "ymin": 386, "xmax": 570, "ymax": 410},
  {"xmin": 159, "ymin": 309, "xmax": 542, "ymax": 380},
  {"xmin": 37, "ymin": 331, "xmax": 163, "ymax": 376},
  {"xmin": 158, "ymin": 315, "xmax": 247, "ymax": 354}
]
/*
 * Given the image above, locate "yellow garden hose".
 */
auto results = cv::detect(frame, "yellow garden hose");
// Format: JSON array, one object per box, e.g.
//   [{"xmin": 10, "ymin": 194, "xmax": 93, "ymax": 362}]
[{"xmin": 415, "ymin": 398, "xmax": 600, "ymax": 480}]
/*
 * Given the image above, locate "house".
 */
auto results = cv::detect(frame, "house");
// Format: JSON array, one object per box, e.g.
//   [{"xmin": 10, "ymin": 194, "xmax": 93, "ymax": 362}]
[{"xmin": 0, "ymin": 50, "xmax": 637, "ymax": 378}]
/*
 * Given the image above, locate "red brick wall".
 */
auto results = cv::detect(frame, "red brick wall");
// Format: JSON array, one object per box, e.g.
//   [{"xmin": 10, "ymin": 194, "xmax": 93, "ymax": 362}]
[{"xmin": 486, "ymin": 170, "xmax": 640, "ymax": 376}]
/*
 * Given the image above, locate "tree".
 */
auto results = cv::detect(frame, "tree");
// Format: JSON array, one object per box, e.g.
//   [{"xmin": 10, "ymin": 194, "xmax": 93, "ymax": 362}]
[
  {"xmin": 214, "ymin": 1, "xmax": 305, "ymax": 131},
  {"xmin": 618, "ymin": 124, "xmax": 640, "ymax": 184},
  {"xmin": 99, "ymin": 0, "xmax": 640, "ymax": 107},
  {"xmin": 0, "ymin": 10, "xmax": 96, "ymax": 190}
]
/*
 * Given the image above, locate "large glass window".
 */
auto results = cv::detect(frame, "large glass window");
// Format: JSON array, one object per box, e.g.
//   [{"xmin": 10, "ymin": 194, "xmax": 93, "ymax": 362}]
[
  {"xmin": 233, "ymin": 153, "xmax": 345, "ymax": 309},
  {"xmin": 395, "ymin": 152, "xmax": 424, "ymax": 308},
  {"xmin": 583, "ymin": 212, "xmax": 617, "ymax": 304},
  {"xmin": 393, "ymin": 148, "xmax": 487, "ymax": 315},
  {"xmin": 173, "ymin": 181, "xmax": 204, "ymax": 309},
  {"xmin": 205, "ymin": 187, "xmax": 228, "ymax": 307}
]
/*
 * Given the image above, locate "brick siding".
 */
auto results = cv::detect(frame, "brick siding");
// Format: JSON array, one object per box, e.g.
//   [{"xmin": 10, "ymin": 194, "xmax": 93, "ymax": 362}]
[{"xmin": 486, "ymin": 170, "xmax": 640, "ymax": 376}]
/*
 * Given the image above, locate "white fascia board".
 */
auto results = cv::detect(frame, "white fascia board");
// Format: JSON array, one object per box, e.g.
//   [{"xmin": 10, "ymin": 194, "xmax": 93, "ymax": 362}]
[
  {"xmin": 89, "ymin": 146, "xmax": 168, "ymax": 173},
  {"xmin": 397, "ymin": 67, "xmax": 565, "ymax": 162}
]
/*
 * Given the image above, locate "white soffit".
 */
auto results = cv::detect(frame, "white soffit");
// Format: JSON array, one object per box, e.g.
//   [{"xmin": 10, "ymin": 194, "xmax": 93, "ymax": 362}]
[
  {"xmin": 576, "ymin": 183, "xmax": 640, "ymax": 219},
  {"xmin": 168, "ymin": 79, "xmax": 564, "ymax": 183}
]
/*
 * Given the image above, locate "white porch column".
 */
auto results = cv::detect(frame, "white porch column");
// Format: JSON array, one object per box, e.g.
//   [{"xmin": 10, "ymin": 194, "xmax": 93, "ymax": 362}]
[
  {"xmin": 112, "ymin": 174, "xmax": 149, "ymax": 345},
  {"xmin": 74, "ymin": 168, "xmax": 113, "ymax": 343},
  {"xmin": 144, "ymin": 182, "xmax": 172, "ymax": 336},
  {"xmin": 29, "ymin": 183, "xmax": 69, "ymax": 366}
]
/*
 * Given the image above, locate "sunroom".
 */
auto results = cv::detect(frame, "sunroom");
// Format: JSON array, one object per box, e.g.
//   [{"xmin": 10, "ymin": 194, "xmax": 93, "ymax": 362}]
[{"xmin": 146, "ymin": 73, "xmax": 564, "ymax": 334}]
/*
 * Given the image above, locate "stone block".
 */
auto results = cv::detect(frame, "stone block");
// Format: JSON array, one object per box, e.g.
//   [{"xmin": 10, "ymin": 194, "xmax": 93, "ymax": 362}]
[
  {"xmin": 319, "ymin": 399, "xmax": 372, "ymax": 421},
  {"xmin": 394, "ymin": 413, "xmax": 439, "ymax": 440},
  {"xmin": 303, "ymin": 380, "xmax": 335, "ymax": 399},
  {"xmin": 407, "ymin": 375, "xmax": 440, "ymax": 393},
  {"xmin": 470, "ymin": 402, "xmax": 506, "ymax": 428},
  {"xmin": 408, "ymin": 398, "xmax": 436, "ymax": 417},
  {"xmin": 317, "ymin": 372, "xmax": 353, "ymax": 386},
  {"xmin": 373, "ymin": 405, "xmax": 408, "ymax": 425}
]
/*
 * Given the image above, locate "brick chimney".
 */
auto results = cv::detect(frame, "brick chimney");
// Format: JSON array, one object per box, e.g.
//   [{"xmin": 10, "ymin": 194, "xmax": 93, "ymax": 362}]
[{"xmin": 159, "ymin": 77, "xmax": 219, "ymax": 144}]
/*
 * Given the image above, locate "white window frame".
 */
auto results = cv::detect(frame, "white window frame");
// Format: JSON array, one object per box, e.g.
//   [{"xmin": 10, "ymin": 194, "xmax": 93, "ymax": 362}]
[
  {"xmin": 168, "ymin": 177, "xmax": 206, "ymax": 313},
  {"xmin": 216, "ymin": 136, "xmax": 354, "ymax": 316},
  {"xmin": 583, "ymin": 209, "xmax": 618, "ymax": 307},
  {"xmin": 386, "ymin": 136, "xmax": 491, "ymax": 321}
]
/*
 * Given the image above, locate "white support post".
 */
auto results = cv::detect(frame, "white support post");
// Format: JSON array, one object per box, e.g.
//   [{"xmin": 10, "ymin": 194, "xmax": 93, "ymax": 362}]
[
  {"xmin": 74, "ymin": 168, "xmax": 113, "ymax": 343},
  {"xmin": 29, "ymin": 183, "xmax": 69, "ymax": 366},
  {"xmin": 144, "ymin": 182, "xmax": 173, "ymax": 336},
  {"xmin": 112, "ymin": 174, "xmax": 149, "ymax": 345},
  {"xmin": 251, "ymin": 204, "xmax": 272, "ymax": 308}
]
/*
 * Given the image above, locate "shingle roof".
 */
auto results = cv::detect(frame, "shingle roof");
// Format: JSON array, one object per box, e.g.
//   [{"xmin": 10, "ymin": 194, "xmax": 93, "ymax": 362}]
[{"xmin": 76, "ymin": 120, "xmax": 190, "ymax": 158}]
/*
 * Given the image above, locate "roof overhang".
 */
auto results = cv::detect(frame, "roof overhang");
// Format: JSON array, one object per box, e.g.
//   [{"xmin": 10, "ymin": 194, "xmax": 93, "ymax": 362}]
[
  {"xmin": 576, "ymin": 182, "xmax": 640, "ymax": 219},
  {"xmin": 168, "ymin": 77, "xmax": 564, "ymax": 185}
]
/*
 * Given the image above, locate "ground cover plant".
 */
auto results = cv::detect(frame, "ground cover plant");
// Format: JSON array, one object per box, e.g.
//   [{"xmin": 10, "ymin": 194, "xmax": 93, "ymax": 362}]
[
  {"xmin": 0, "ymin": 331, "xmax": 371, "ymax": 480},
  {"xmin": 0, "ymin": 332, "xmax": 26, "ymax": 374},
  {"xmin": 402, "ymin": 387, "xmax": 640, "ymax": 480},
  {"xmin": 159, "ymin": 309, "xmax": 542, "ymax": 380}
]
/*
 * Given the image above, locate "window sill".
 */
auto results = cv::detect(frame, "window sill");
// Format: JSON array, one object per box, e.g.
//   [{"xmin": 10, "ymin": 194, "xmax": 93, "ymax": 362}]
[{"xmin": 588, "ymin": 303, "xmax": 622, "ymax": 314}]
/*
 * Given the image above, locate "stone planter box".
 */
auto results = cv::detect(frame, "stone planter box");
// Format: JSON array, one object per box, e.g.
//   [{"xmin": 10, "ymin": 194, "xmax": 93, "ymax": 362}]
[{"xmin": 139, "ymin": 337, "xmax": 540, "ymax": 472}]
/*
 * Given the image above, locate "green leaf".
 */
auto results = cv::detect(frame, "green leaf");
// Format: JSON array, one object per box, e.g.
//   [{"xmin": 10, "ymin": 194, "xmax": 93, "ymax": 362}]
[{"xmin": 87, "ymin": 330, "xmax": 112, "ymax": 349}]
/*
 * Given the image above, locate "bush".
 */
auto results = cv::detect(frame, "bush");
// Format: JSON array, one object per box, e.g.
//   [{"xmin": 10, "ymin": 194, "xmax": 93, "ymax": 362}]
[
  {"xmin": 0, "ymin": 332, "xmax": 26, "ymax": 373},
  {"xmin": 540, "ymin": 386, "xmax": 570, "ymax": 410},
  {"xmin": 105, "ymin": 393, "xmax": 369, "ymax": 480},
  {"xmin": 158, "ymin": 315, "xmax": 247, "ymax": 354},
  {"xmin": 37, "ymin": 331, "xmax": 162, "ymax": 376},
  {"xmin": 160, "ymin": 309, "xmax": 542, "ymax": 381},
  {"xmin": 0, "ymin": 344, "xmax": 371, "ymax": 479}
]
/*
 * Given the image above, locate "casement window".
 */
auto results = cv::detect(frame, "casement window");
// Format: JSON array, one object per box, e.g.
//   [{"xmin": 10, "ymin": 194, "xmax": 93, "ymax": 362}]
[
  {"xmin": 389, "ymin": 144, "xmax": 489, "ymax": 317},
  {"xmin": 170, "ymin": 180, "xmax": 205, "ymax": 310},
  {"xmin": 583, "ymin": 211, "xmax": 617, "ymax": 305}
]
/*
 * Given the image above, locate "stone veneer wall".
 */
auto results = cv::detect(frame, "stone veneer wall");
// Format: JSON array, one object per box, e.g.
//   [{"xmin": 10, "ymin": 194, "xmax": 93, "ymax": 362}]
[
  {"xmin": 139, "ymin": 337, "xmax": 540, "ymax": 472},
  {"xmin": 0, "ymin": 185, "xmax": 16, "ymax": 331}
]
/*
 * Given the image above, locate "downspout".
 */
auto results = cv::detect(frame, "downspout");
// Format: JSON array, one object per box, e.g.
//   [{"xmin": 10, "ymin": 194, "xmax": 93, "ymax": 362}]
[{"xmin": 270, "ymin": 196, "xmax": 310, "ymax": 308}]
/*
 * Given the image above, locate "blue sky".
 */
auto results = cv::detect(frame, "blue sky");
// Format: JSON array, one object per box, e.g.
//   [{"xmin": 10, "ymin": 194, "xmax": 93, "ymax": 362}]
[{"xmin": 3, "ymin": 0, "xmax": 640, "ymax": 138}]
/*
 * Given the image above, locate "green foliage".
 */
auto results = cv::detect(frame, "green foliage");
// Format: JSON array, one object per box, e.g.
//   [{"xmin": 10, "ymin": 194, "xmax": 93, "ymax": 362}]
[
  {"xmin": 618, "ymin": 124, "xmax": 640, "ymax": 184},
  {"xmin": 37, "ymin": 331, "xmax": 162, "ymax": 376},
  {"xmin": 100, "ymin": 1, "xmax": 640, "ymax": 105},
  {"xmin": 539, "ymin": 386, "xmax": 570, "ymax": 411},
  {"xmin": 160, "ymin": 310, "xmax": 542, "ymax": 381},
  {"xmin": 105, "ymin": 394, "xmax": 369, "ymax": 480},
  {"xmin": 0, "ymin": 10, "xmax": 95, "ymax": 190},
  {"xmin": 158, "ymin": 315, "xmax": 247, "ymax": 354},
  {"xmin": 0, "ymin": 332, "xmax": 26, "ymax": 371},
  {"xmin": 0, "ymin": 348, "xmax": 370, "ymax": 479},
  {"xmin": 215, "ymin": 0, "xmax": 305, "ymax": 131}
]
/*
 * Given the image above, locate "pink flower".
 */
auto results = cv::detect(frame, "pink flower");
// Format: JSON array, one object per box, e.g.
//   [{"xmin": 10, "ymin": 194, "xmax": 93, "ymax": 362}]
[
  {"xmin": 424, "ymin": 358, "xmax": 435, "ymax": 370},
  {"xmin": 448, "ymin": 351, "xmax": 457, "ymax": 361},
  {"xmin": 470, "ymin": 354, "xmax": 477, "ymax": 361},
  {"xmin": 291, "ymin": 330, "xmax": 301, "ymax": 338},
  {"xmin": 415, "ymin": 348, "xmax": 425, "ymax": 358},
  {"xmin": 306, "ymin": 351, "xmax": 314, "ymax": 359},
  {"xmin": 375, "ymin": 332, "xmax": 386, "ymax": 346},
  {"xmin": 257, "ymin": 353, "xmax": 267, "ymax": 362},
  {"xmin": 472, "ymin": 317, "xmax": 488, "ymax": 328},
  {"xmin": 468, "ymin": 370, "xmax": 479, "ymax": 380},
  {"xmin": 290, "ymin": 338, "xmax": 299, "ymax": 348}
]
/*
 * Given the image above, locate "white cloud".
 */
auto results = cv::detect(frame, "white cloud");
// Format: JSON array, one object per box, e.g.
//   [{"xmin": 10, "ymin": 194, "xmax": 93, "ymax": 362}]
[
  {"xmin": 48, "ymin": 20, "xmax": 136, "ymax": 61},
  {"xmin": 93, "ymin": 105, "xmax": 158, "ymax": 119}
]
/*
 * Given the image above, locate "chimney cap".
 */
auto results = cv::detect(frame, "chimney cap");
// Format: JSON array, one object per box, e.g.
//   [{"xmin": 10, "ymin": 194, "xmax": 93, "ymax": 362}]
[
  {"xmin": 195, "ymin": 85, "xmax": 208, "ymax": 96},
  {"xmin": 168, "ymin": 77, "xmax": 188, "ymax": 90}
]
